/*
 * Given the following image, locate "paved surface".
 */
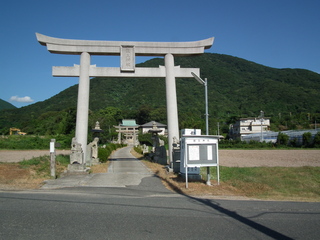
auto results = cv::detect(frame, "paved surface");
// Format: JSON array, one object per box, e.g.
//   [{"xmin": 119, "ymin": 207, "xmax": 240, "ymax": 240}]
[
  {"xmin": 1, "ymin": 186, "xmax": 320, "ymax": 239},
  {"xmin": 41, "ymin": 146, "xmax": 154, "ymax": 189}
]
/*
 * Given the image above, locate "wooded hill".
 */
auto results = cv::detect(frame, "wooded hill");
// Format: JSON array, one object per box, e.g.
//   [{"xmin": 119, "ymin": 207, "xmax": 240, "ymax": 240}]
[
  {"xmin": 0, "ymin": 99, "xmax": 16, "ymax": 111},
  {"xmin": 1, "ymin": 53, "xmax": 319, "ymax": 136}
]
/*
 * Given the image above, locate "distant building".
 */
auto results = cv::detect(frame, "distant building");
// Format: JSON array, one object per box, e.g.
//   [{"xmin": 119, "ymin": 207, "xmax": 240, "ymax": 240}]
[
  {"xmin": 230, "ymin": 117, "xmax": 270, "ymax": 140},
  {"xmin": 114, "ymin": 119, "xmax": 139, "ymax": 145},
  {"xmin": 140, "ymin": 121, "xmax": 167, "ymax": 136}
]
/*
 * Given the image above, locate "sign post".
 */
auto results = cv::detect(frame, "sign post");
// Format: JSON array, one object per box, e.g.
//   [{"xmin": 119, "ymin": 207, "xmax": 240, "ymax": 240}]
[{"xmin": 50, "ymin": 139, "xmax": 56, "ymax": 178}]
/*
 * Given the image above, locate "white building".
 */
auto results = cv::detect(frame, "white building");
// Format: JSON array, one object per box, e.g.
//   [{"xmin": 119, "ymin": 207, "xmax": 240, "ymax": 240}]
[{"xmin": 230, "ymin": 117, "xmax": 270, "ymax": 140}]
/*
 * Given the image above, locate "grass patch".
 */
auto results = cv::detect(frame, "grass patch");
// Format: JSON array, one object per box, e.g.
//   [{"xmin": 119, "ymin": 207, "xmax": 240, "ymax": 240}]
[
  {"xmin": 201, "ymin": 166, "xmax": 320, "ymax": 201},
  {"xmin": 19, "ymin": 155, "xmax": 69, "ymax": 178},
  {"xmin": 0, "ymin": 135, "xmax": 72, "ymax": 149}
]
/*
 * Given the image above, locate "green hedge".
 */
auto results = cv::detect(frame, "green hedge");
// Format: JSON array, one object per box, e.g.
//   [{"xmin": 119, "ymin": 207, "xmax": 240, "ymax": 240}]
[{"xmin": 98, "ymin": 143, "xmax": 125, "ymax": 163}]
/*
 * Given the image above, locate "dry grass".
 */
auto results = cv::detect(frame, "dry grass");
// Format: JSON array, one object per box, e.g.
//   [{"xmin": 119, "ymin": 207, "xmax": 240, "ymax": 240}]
[
  {"xmin": 0, "ymin": 155, "xmax": 69, "ymax": 190},
  {"xmin": 0, "ymin": 163, "xmax": 48, "ymax": 190},
  {"xmin": 89, "ymin": 163, "xmax": 109, "ymax": 173}
]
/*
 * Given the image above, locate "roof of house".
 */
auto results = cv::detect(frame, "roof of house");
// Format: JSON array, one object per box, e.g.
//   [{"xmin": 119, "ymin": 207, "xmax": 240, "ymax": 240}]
[{"xmin": 140, "ymin": 121, "xmax": 167, "ymax": 127}]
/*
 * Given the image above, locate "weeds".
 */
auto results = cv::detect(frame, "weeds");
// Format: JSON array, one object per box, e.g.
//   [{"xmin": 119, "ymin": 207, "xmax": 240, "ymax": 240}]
[
  {"xmin": 19, "ymin": 155, "xmax": 70, "ymax": 178},
  {"xmin": 200, "ymin": 166, "xmax": 320, "ymax": 201}
]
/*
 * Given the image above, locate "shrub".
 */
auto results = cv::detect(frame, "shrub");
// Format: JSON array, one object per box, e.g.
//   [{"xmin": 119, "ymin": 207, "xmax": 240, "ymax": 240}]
[
  {"xmin": 277, "ymin": 132, "xmax": 289, "ymax": 146},
  {"xmin": 98, "ymin": 148, "xmax": 109, "ymax": 163},
  {"xmin": 98, "ymin": 143, "xmax": 125, "ymax": 163},
  {"xmin": 134, "ymin": 146, "xmax": 143, "ymax": 155},
  {"xmin": 302, "ymin": 132, "xmax": 312, "ymax": 148},
  {"xmin": 313, "ymin": 132, "xmax": 320, "ymax": 148}
]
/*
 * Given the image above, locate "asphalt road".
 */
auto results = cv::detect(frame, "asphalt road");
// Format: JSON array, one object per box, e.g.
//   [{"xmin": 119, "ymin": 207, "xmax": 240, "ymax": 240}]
[{"xmin": 1, "ymin": 147, "xmax": 319, "ymax": 239}]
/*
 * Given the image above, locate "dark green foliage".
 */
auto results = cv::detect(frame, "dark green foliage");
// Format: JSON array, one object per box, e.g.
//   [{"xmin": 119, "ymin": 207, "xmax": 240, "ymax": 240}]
[
  {"xmin": 98, "ymin": 148, "xmax": 109, "ymax": 163},
  {"xmin": 313, "ymin": 132, "xmax": 320, "ymax": 148},
  {"xmin": 277, "ymin": 132, "xmax": 289, "ymax": 146},
  {"xmin": 302, "ymin": 132, "xmax": 313, "ymax": 148},
  {"xmin": 138, "ymin": 133, "xmax": 168, "ymax": 146},
  {"xmin": 138, "ymin": 133, "xmax": 153, "ymax": 146},
  {"xmin": 1, "ymin": 53, "xmax": 319, "ymax": 135},
  {"xmin": 0, "ymin": 135, "xmax": 72, "ymax": 149},
  {"xmin": 88, "ymin": 106, "xmax": 123, "ymax": 144},
  {"xmin": 98, "ymin": 143, "xmax": 124, "ymax": 163},
  {"xmin": 0, "ymin": 98, "xmax": 16, "ymax": 111}
]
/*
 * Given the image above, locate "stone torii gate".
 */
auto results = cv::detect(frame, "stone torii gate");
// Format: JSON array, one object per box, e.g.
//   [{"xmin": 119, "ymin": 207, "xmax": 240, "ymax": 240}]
[{"xmin": 36, "ymin": 33, "xmax": 214, "ymax": 170}]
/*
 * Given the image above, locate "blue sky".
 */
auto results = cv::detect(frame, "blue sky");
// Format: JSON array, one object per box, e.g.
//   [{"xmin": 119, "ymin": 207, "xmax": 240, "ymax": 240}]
[{"xmin": 1, "ymin": 0, "xmax": 319, "ymax": 108}]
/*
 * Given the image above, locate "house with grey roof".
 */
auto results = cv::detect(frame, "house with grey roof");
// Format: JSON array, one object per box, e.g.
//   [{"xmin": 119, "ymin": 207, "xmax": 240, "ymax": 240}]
[{"xmin": 140, "ymin": 121, "xmax": 167, "ymax": 135}]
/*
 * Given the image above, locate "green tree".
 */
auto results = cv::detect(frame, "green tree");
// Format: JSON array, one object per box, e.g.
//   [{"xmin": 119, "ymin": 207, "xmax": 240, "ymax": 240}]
[
  {"xmin": 302, "ymin": 132, "xmax": 312, "ymax": 148},
  {"xmin": 277, "ymin": 132, "xmax": 289, "ymax": 146},
  {"xmin": 313, "ymin": 132, "xmax": 320, "ymax": 147}
]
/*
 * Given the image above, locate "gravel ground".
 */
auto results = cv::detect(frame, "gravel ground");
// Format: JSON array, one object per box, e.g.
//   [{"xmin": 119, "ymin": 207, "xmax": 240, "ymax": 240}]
[{"xmin": 0, "ymin": 149, "xmax": 319, "ymax": 167}]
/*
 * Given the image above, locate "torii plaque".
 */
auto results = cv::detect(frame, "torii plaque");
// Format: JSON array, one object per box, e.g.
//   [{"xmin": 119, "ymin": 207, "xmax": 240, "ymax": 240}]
[{"xmin": 36, "ymin": 33, "xmax": 214, "ymax": 170}]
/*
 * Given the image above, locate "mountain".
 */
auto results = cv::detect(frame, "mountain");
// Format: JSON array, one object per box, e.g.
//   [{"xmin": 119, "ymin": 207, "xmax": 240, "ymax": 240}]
[
  {"xmin": 0, "ymin": 99, "xmax": 16, "ymax": 111},
  {"xmin": 0, "ymin": 53, "xmax": 319, "ymax": 134}
]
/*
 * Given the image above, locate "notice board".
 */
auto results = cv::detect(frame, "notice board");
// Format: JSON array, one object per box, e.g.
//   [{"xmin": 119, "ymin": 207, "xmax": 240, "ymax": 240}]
[{"xmin": 181, "ymin": 135, "xmax": 219, "ymax": 167}]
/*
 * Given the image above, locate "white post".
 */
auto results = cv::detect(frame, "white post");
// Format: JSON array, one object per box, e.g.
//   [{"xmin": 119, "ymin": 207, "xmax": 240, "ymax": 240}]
[
  {"xmin": 165, "ymin": 53, "xmax": 180, "ymax": 167},
  {"xmin": 75, "ymin": 52, "xmax": 91, "ymax": 164},
  {"xmin": 50, "ymin": 139, "xmax": 56, "ymax": 177}
]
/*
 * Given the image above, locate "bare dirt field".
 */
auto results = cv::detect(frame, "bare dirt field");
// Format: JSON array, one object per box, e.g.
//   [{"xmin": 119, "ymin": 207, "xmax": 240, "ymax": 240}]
[
  {"xmin": 0, "ymin": 149, "xmax": 319, "ymax": 167},
  {"xmin": 0, "ymin": 150, "xmax": 71, "ymax": 163},
  {"xmin": 219, "ymin": 149, "xmax": 320, "ymax": 167}
]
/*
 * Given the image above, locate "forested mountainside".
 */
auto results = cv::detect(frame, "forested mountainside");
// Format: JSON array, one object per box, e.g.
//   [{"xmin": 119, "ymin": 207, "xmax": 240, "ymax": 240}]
[
  {"xmin": 0, "ymin": 99, "xmax": 16, "ymax": 111},
  {"xmin": 1, "ymin": 53, "xmax": 319, "ymax": 135}
]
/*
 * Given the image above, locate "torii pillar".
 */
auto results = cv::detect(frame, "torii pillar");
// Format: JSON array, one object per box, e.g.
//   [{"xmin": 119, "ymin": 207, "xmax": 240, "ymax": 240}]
[{"xmin": 36, "ymin": 33, "xmax": 214, "ymax": 170}]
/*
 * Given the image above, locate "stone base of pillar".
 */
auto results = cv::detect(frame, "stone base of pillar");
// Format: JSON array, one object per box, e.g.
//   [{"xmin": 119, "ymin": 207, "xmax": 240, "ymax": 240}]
[{"xmin": 67, "ymin": 163, "xmax": 90, "ymax": 173}]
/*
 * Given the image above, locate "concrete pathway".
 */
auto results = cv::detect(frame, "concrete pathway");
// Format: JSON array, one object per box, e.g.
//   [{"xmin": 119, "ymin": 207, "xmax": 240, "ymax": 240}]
[{"xmin": 41, "ymin": 146, "xmax": 154, "ymax": 189}]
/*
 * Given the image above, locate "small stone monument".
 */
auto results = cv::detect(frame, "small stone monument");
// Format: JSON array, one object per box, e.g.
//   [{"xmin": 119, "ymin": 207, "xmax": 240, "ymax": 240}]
[
  {"xmin": 148, "ymin": 122, "xmax": 167, "ymax": 165},
  {"xmin": 87, "ymin": 122, "xmax": 102, "ymax": 166},
  {"xmin": 68, "ymin": 137, "xmax": 88, "ymax": 172},
  {"xmin": 90, "ymin": 137, "xmax": 100, "ymax": 165},
  {"xmin": 70, "ymin": 137, "xmax": 83, "ymax": 164}
]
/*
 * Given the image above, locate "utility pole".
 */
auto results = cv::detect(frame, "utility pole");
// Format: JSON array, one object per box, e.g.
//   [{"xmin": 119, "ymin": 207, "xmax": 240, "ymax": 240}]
[{"xmin": 191, "ymin": 72, "xmax": 211, "ymax": 186}]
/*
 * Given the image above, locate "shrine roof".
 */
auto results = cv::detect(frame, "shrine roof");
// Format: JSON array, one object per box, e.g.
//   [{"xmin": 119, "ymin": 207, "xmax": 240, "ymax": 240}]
[{"xmin": 121, "ymin": 119, "xmax": 138, "ymax": 127}]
